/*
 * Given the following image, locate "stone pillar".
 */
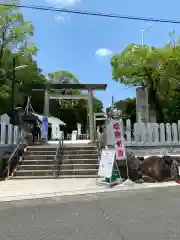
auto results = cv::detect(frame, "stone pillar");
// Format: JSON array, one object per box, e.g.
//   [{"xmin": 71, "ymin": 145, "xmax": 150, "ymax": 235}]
[
  {"xmin": 94, "ymin": 117, "xmax": 96, "ymax": 135},
  {"xmin": 43, "ymin": 89, "xmax": 49, "ymax": 142},
  {"xmin": 88, "ymin": 88, "xmax": 95, "ymax": 141},
  {"xmin": 136, "ymin": 87, "xmax": 149, "ymax": 122},
  {"xmin": 44, "ymin": 89, "xmax": 49, "ymax": 118}
]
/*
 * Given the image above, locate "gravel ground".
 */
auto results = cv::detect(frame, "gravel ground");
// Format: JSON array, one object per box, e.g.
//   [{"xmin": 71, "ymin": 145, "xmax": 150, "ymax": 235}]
[{"xmin": 0, "ymin": 186, "xmax": 180, "ymax": 240}]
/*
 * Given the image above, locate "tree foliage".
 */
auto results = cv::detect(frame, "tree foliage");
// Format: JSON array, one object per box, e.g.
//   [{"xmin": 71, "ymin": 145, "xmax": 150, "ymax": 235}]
[
  {"xmin": 111, "ymin": 42, "xmax": 180, "ymax": 121},
  {"xmin": 48, "ymin": 70, "xmax": 79, "ymax": 84},
  {"xmin": 0, "ymin": 5, "xmax": 104, "ymax": 134},
  {"xmin": 0, "ymin": 5, "xmax": 40, "ymax": 114},
  {"xmin": 0, "ymin": 5, "xmax": 34, "ymax": 67},
  {"xmin": 114, "ymin": 98, "xmax": 136, "ymax": 123}
]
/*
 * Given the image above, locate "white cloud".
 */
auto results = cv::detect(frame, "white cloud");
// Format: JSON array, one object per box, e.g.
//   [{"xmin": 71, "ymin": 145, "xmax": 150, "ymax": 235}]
[
  {"xmin": 95, "ymin": 48, "xmax": 113, "ymax": 57},
  {"xmin": 46, "ymin": 0, "xmax": 80, "ymax": 7}
]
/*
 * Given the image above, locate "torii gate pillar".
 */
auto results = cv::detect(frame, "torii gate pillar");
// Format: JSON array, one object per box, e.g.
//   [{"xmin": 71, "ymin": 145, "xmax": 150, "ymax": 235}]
[{"xmin": 87, "ymin": 88, "xmax": 95, "ymax": 141}]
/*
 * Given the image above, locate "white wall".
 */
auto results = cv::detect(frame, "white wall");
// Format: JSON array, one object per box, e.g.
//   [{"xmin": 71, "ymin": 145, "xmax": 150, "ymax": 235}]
[{"xmin": 50, "ymin": 119, "xmax": 61, "ymax": 140}]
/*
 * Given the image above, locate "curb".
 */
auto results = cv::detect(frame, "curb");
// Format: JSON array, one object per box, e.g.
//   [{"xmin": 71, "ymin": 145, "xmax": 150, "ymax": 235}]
[{"xmin": 0, "ymin": 181, "xmax": 179, "ymax": 203}]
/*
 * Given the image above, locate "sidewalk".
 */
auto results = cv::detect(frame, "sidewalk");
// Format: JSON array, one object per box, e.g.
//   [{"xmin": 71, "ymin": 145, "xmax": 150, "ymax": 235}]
[{"xmin": 0, "ymin": 178, "xmax": 179, "ymax": 203}]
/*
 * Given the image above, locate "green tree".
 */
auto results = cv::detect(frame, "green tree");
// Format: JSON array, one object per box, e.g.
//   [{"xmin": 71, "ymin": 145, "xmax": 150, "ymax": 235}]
[
  {"xmin": 111, "ymin": 43, "xmax": 180, "ymax": 121},
  {"xmin": 164, "ymin": 91, "xmax": 180, "ymax": 122},
  {"xmin": 48, "ymin": 70, "xmax": 79, "ymax": 84},
  {"xmin": 0, "ymin": 4, "xmax": 39, "ymax": 114},
  {"xmin": 115, "ymin": 98, "xmax": 136, "ymax": 123},
  {"xmin": 47, "ymin": 70, "xmax": 80, "ymax": 109},
  {"xmin": 0, "ymin": 51, "xmax": 46, "ymax": 114},
  {"xmin": 0, "ymin": 5, "xmax": 43, "ymax": 114},
  {"xmin": 0, "ymin": 5, "xmax": 34, "ymax": 67}
]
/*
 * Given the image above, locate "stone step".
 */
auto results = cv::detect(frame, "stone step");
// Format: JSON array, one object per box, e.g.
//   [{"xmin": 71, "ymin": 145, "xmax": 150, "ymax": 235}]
[
  {"xmin": 58, "ymin": 175, "xmax": 97, "ymax": 178},
  {"xmin": 11, "ymin": 175, "xmax": 97, "ymax": 179},
  {"xmin": 13, "ymin": 170, "xmax": 54, "ymax": 177},
  {"xmin": 23, "ymin": 155, "xmax": 99, "ymax": 161},
  {"xmin": 11, "ymin": 175, "xmax": 56, "ymax": 180},
  {"xmin": 26, "ymin": 151, "xmax": 56, "ymax": 156},
  {"xmin": 26, "ymin": 147, "xmax": 57, "ymax": 152},
  {"xmin": 59, "ymin": 169, "xmax": 98, "ymax": 176},
  {"xmin": 18, "ymin": 165, "xmax": 57, "ymax": 171},
  {"xmin": 22, "ymin": 160, "xmax": 54, "ymax": 165},
  {"xmin": 60, "ymin": 164, "xmax": 99, "ymax": 170},
  {"xmin": 13, "ymin": 168, "xmax": 97, "ymax": 177},
  {"xmin": 63, "ymin": 150, "xmax": 98, "ymax": 155},
  {"xmin": 63, "ymin": 154, "xmax": 99, "ymax": 160},
  {"xmin": 24, "ymin": 155, "xmax": 55, "ymax": 160},
  {"xmin": 62, "ymin": 159, "xmax": 99, "ymax": 164},
  {"xmin": 13, "ymin": 169, "xmax": 98, "ymax": 179},
  {"xmin": 63, "ymin": 146, "xmax": 97, "ymax": 151},
  {"xmin": 26, "ymin": 146, "xmax": 97, "ymax": 152}
]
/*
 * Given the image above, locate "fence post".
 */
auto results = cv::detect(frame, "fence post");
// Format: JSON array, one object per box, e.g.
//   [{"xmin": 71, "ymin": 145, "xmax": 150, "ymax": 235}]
[
  {"xmin": 166, "ymin": 123, "xmax": 172, "ymax": 143},
  {"xmin": 0, "ymin": 121, "xmax": 6, "ymax": 144},
  {"xmin": 147, "ymin": 123, "xmax": 153, "ymax": 143},
  {"xmin": 126, "ymin": 119, "xmax": 131, "ymax": 142},
  {"xmin": 134, "ymin": 123, "xmax": 140, "ymax": 142},
  {"xmin": 178, "ymin": 120, "xmax": 180, "ymax": 141},
  {"xmin": 140, "ymin": 122, "xmax": 147, "ymax": 142},
  {"xmin": 152, "ymin": 123, "xmax": 159, "ymax": 143},
  {"xmin": 172, "ymin": 123, "xmax": 178, "ymax": 143},
  {"xmin": 159, "ymin": 123, "xmax": 165, "ymax": 143},
  {"xmin": 13, "ymin": 126, "xmax": 19, "ymax": 144},
  {"xmin": 8, "ymin": 124, "xmax": 13, "ymax": 144}
]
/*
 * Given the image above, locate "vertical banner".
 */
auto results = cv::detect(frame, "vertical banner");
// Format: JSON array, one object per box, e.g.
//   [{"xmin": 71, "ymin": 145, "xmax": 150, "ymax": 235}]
[
  {"xmin": 113, "ymin": 121, "xmax": 126, "ymax": 160},
  {"xmin": 41, "ymin": 117, "xmax": 48, "ymax": 139}
]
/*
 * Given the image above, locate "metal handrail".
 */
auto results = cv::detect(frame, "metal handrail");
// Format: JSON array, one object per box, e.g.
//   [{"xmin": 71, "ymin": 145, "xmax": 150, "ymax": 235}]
[
  {"xmin": 7, "ymin": 131, "xmax": 28, "ymax": 179},
  {"xmin": 53, "ymin": 131, "xmax": 64, "ymax": 178}
]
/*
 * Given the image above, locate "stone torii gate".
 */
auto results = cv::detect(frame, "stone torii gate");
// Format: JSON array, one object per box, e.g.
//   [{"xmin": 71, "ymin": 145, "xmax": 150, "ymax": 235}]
[{"xmin": 30, "ymin": 83, "xmax": 107, "ymax": 142}]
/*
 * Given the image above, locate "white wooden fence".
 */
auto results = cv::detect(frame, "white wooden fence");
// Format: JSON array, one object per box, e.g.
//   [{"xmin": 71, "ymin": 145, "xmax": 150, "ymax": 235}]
[
  {"xmin": 0, "ymin": 114, "xmax": 20, "ymax": 145},
  {"xmin": 2, "ymin": 113, "xmax": 180, "ymax": 147},
  {"xmin": 123, "ymin": 119, "xmax": 180, "ymax": 146}
]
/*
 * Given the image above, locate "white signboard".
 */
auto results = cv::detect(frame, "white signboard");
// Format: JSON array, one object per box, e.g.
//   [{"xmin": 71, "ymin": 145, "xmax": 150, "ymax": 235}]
[
  {"xmin": 98, "ymin": 149, "xmax": 116, "ymax": 178},
  {"xmin": 71, "ymin": 130, "xmax": 77, "ymax": 141}
]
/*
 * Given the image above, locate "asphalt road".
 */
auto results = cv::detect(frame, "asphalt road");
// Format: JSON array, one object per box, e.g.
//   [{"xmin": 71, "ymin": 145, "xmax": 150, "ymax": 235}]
[{"xmin": 1, "ymin": 186, "xmax": 180, "ymax": 240}]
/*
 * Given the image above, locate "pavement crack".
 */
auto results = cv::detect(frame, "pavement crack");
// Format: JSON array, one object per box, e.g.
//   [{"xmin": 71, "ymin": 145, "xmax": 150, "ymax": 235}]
[{"xmin": 98, "ymin": 206, "xmax": 125, "ymax": 240}]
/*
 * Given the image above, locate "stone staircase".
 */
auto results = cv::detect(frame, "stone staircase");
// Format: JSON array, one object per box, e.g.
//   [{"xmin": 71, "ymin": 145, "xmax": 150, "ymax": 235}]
[
  {"xmin": 60, "ymin": 144, "xmax": 99, "ymax": 178},
  {"xmin": 11, "ymin": 144, "xmax": 99, "ymax": 179},
  {"xmin": 12, "ymin": 146, "xmax": 56, "ymax": 179}
]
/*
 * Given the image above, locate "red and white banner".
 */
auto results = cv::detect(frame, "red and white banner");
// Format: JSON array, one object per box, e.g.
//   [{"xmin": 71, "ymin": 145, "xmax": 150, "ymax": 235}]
[{"xmin": 113, "ymin": 121, "xmax": 126, "ymax": 160}]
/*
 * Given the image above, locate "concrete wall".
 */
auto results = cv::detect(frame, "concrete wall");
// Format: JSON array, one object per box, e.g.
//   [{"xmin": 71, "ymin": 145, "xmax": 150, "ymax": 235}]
[{"xmin": 0, "ymin": 144, "xmax": 25, "ymax": 179}]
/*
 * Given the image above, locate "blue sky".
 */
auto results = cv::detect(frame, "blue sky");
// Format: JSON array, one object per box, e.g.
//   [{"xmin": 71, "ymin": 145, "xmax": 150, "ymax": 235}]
[{"xmin": 19, "ymin": 0, "xmax": 180, "ymax": 109}]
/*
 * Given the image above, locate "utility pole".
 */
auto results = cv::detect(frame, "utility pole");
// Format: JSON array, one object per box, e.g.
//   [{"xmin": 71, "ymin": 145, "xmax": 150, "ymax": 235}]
[{"xmin": 112, "ymin": 96, "xmax": 114, "ymax": 106}]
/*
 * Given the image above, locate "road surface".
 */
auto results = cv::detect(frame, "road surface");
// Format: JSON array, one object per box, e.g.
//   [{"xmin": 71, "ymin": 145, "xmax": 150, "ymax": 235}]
[{"xmin": 0, "ymin": 186, "xmax": 180, "ymax": 240}]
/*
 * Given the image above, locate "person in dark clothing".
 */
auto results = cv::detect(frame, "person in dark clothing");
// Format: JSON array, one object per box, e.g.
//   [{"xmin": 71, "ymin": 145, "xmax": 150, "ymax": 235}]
[
  {"xmin": 48, "ymin": 124, "xmax": 52, "ymax": 140},
  {"xmin": 32, "ymin": 123, "xmax": 41, "ymax": 144}
]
